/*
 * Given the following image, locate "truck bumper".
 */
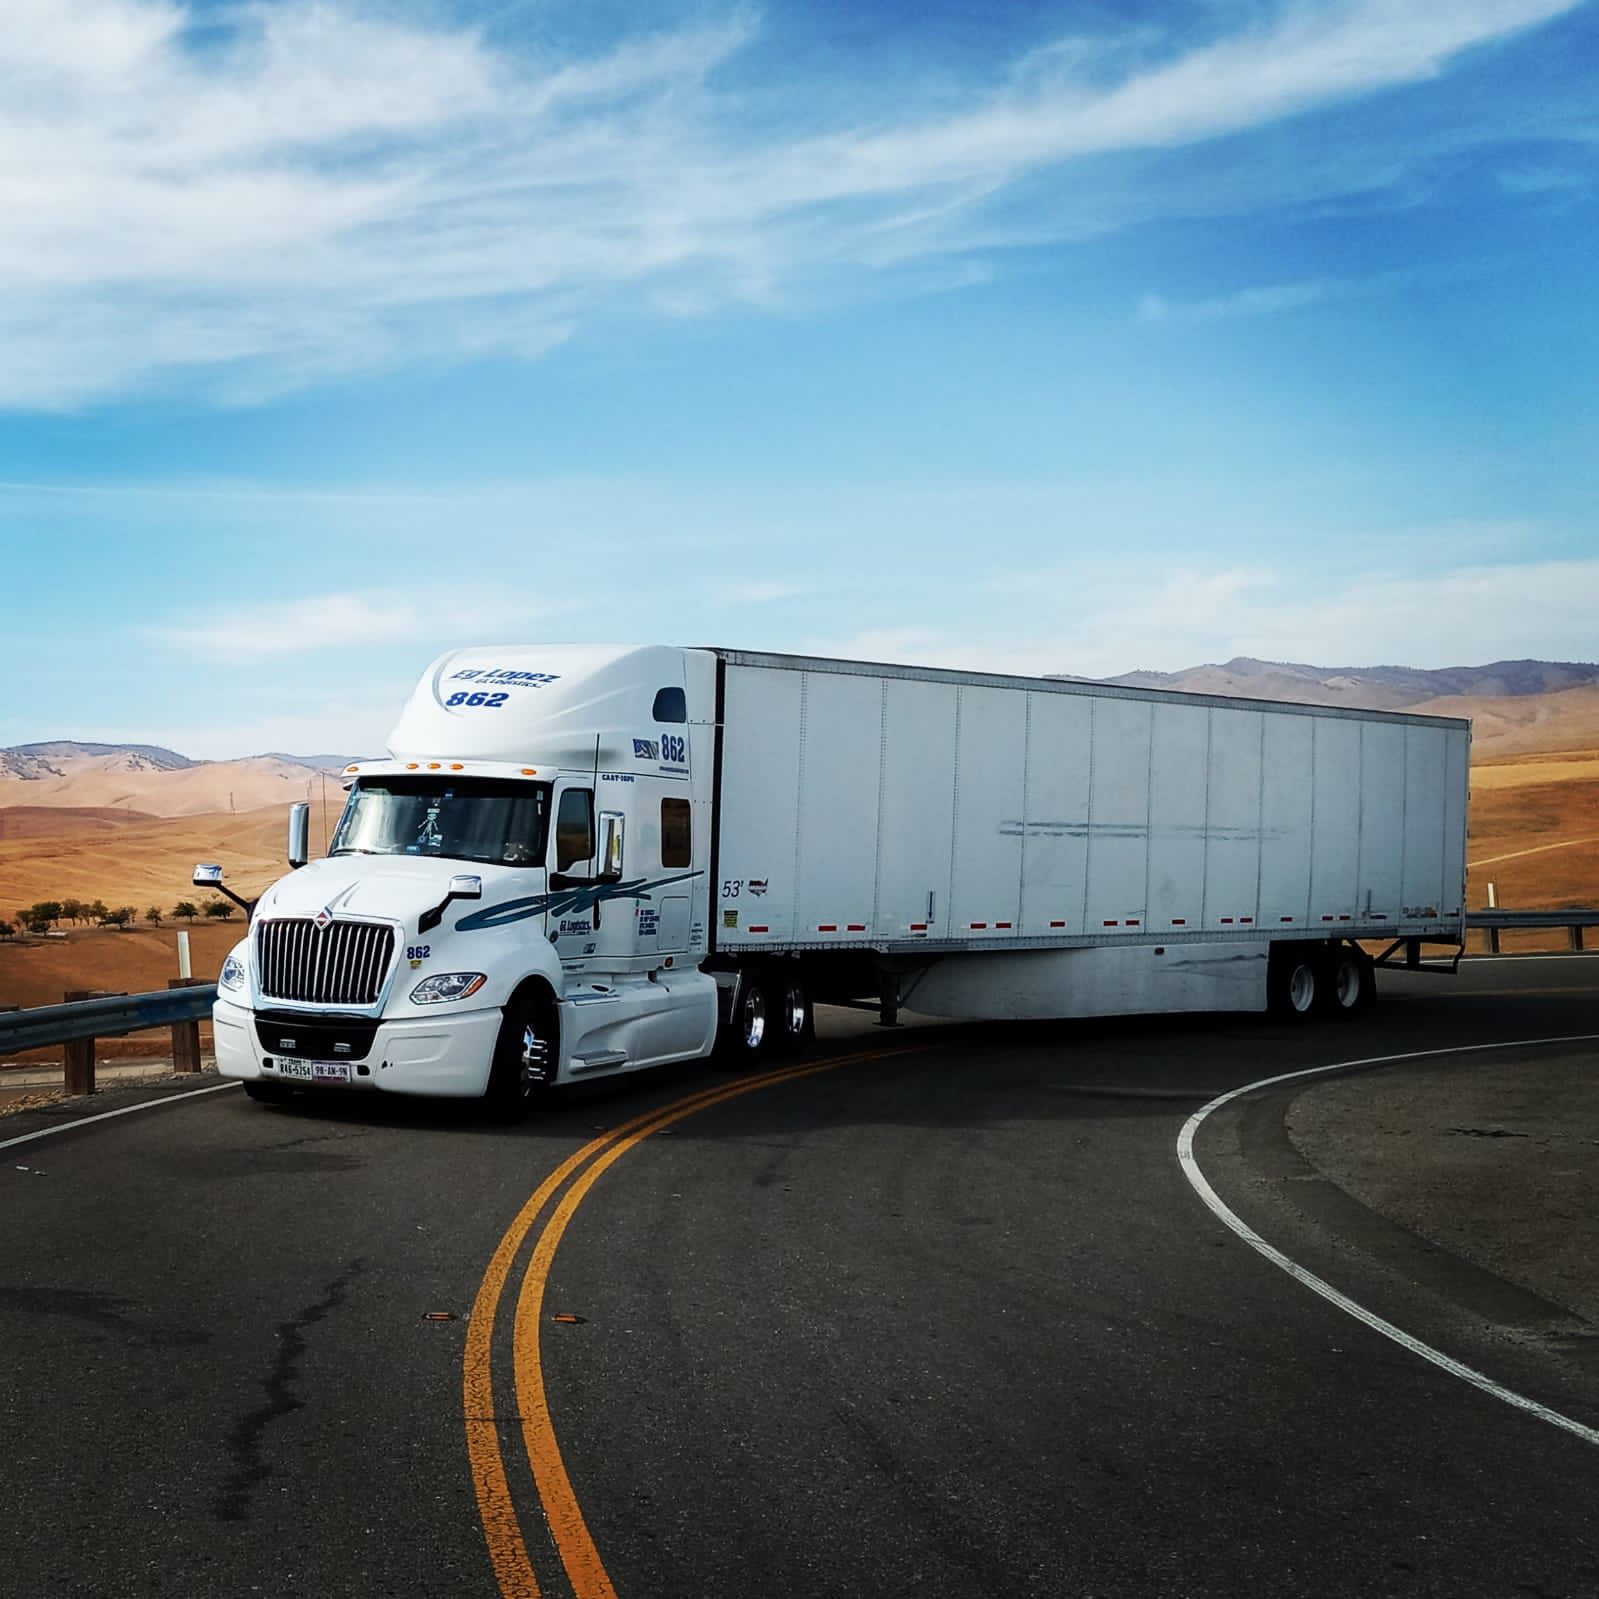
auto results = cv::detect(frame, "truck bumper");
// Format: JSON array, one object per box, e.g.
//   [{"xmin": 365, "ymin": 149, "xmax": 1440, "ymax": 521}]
[{"xmin": 214, "ymin": 997, "xmax": 504, "ymax": 1099}]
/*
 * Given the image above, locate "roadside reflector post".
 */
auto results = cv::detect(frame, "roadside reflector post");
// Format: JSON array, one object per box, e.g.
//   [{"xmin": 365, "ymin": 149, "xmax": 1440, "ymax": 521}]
[
  {"xmin": 168, "ymin": 978, "xmax": 203, "ymax": 1075},
  {"xmin": 62, "ymin": 990, "xmax": 95, "ymax": 1096},
  {"xmin": 1486, "ymin": 882, "xmax": 1500, "ymax": 954},
  {"xmin": 177, "ymin": 930, "xmax": 192, "ymax": 981}
]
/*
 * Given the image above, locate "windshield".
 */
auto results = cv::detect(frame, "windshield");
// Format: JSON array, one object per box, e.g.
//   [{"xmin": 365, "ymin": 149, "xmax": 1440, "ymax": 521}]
[{"xmin": 330, "ymin": 777, "xmax": 551, "ymax": 868}]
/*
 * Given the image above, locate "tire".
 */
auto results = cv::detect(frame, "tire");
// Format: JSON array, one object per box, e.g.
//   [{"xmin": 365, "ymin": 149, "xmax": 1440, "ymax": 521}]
[
  {"xmin": 1268, "ymin": 946, "xmax": 1323, "ymax": 1021},
  {"xmin": 244, "ymin": 1080, "xmax": 293, "ymax": 1104},
  {"xmin": 1323, "ymin": 946, "xmax": 1375, "ymax": 1020},
  {"xmin": 487, "ymin": 990, "xmax": 556, "ymax": 1122},
  {"xmin": 719, "ymin": 970, "xmax": 773, "ymax": 1068},
  {"xmin": 770, "ymin": 969, "xmax": 813, "ymax": 1056}
]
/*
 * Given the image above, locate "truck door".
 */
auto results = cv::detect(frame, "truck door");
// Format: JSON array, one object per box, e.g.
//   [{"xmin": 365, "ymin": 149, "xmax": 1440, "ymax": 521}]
[{"xmin": 550, "ymin": 781, "xmax": 645, "ymax": 973}]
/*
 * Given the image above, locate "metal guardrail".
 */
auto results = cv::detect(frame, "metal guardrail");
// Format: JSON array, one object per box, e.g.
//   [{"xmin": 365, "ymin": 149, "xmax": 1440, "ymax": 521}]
[
  {"xmin": 0, "ymin": 985, "xmax": 217, "ymax": 1054},
  {"xmin": 0, "ymin": 983, "xmax": 218, "ymax": 1095},
  {"xmin": 1464, "ymin": 910, "xmax": 1599, "ymax": 953}
]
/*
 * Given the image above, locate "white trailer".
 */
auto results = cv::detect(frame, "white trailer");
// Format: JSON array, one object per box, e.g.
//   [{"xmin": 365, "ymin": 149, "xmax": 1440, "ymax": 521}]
[{"xmin": 204, "ymin": 646, "xmax": 1469, "ymax": 1114}]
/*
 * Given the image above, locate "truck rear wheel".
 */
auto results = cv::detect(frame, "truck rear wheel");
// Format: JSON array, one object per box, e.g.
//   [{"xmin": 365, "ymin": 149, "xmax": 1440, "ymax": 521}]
[
  {"xmin": 1268, "ymin": 946, "xmax": 1323, "ymax": 1021},
  {"xmin": 771, "ymin": 970, "xmax": 813, "ymax": 1056},
  {"xmin": 719, "ymin": 970, "xmax": 773, "ymax": 1067},
  {"xmin": 1323, "ymin": 946, "xmax": 1375, "ymax": 1019}
]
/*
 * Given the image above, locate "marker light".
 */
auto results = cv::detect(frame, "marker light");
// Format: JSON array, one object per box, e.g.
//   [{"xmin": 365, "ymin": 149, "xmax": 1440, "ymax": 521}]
[{"xmin": 410, "ymin": 972, "xmax": 488, "ymax": 1005}]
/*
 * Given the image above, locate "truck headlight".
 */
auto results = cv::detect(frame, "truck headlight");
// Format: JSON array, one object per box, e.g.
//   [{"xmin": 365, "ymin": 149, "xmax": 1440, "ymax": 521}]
[
  {"xmin": 219, "ymin": 954, "xmax": 246, "ymax": 991},
  {"xmin": 410, "ymin": 972, "xmax": 488, "ymax": 1004}
]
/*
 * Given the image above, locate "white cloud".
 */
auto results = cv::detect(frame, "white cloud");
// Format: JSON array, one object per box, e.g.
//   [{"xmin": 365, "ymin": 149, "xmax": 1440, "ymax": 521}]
[
  {"xmin": 0, "ymin": 0, "xmax": 1582, "ymax": 405},
  {"xmin": 144, "ymin": 584, "xmax": 569, "ymax": 659},
  {"xmin": 803, "ymin": 557, "xmax": 1599, "ymax": 680}
]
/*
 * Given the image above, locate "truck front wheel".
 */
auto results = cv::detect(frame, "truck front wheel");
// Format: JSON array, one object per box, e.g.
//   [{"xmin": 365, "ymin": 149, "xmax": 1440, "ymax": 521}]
[{"xmin": 487, "ymin": 990, "xmax": 557, "ymax": 1121}]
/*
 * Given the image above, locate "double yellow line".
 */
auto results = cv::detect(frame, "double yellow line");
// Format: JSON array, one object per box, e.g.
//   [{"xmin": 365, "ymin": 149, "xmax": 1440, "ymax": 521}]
[{"xmin": 463, "ymin": 1042, "xmax": 918, "ymax": 1599}]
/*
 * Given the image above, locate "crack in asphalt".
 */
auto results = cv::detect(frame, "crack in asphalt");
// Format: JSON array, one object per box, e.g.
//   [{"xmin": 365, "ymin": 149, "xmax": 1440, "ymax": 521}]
[{"xmin": 213, "ymin": 1260, "xmax": 366, "ymax": 1524}]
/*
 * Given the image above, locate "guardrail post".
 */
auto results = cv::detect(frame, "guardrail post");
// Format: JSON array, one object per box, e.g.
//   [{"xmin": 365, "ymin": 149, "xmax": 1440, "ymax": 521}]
[
  {"xmin": 168, "ymin": 978, "xmax": 203, "ymax": 1074},
  {"xmin": 63, "ymin": 989, "xmax": 95, "ymax": 1095},
  {"xmin": 1570, "ymin": 924, "xmax": 1586, "ymax": 952},
  {"xmin": 1487, "ymin": 925, "xmax": 1501, "ymax": 955}
]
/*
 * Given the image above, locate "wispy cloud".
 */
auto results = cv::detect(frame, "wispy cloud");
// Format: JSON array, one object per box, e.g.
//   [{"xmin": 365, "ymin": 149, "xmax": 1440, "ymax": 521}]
[
  {"xmin": 0, "ymin": 0, "xmax": 1583, "ymax": 406},
  {"xmin": 143, "ymin": 585, "xmax": 570, "ymax": 659},
  {"xmin": 806, "ymin": 556, "xmax": 1599, "ymax": 679}
]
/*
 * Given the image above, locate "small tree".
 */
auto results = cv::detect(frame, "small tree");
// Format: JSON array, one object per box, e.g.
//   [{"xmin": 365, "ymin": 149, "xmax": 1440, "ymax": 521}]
[
  {"xmin": 27, "ymin": 916, "xmax": 50, "ymax": 935},
  {"xmin": 0, "ymin": 920, "xmax": 15, "ymax": 941},
  {"xmin": 105, "ymin": 906, "xmax": 133, "ymax": 931},
  {"xmin": 34, "ymin": 900, "xmax": 63, "ymax": 928},
  {"xmin": 173, "ymin": 901, "xmax": 199, "ymax": 923},
  {"xmin": 90, "ymin": 899, "xmax": 110, "ymax": 925},
  {"xmin": 205, "ymin": 900, "xmax": 234, "ymax": 922},
  {"xmin": 60, "ymin": 898, "xmax": 86, "ymax": 926},
  {"xmin": 145, "ymin": 906, "xmax": 164, "ymax": 927}
]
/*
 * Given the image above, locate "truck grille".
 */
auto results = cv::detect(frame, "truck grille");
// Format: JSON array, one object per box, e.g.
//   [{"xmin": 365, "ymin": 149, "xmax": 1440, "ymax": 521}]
[{"xmin": 255, "ymin": 919, "xmax": 396, "ymax": 1006}]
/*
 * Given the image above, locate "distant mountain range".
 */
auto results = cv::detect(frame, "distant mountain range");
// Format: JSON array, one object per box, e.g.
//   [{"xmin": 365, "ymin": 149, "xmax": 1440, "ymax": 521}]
[
  {"xmin": 1090, "ymin": 658, "xmax": 1599, "ymax": 712},
  {"xmin": 0, "ymin": 744, "xmax": 364, "ymax": 818}
]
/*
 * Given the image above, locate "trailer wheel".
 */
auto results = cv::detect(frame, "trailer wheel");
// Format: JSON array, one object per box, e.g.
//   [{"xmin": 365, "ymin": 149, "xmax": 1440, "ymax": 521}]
[
  {"xmin": 1268, "ymin": 947, "xmax": 1322, "ymax": 1021},
  {"xmin": 720, "ymin": 970, "xmax": 773, "ymax": 1067},
  {"xmin": 771, "ymin": 970, "xmax": 814, "ymax": 1055},
  {"xmin": 487, "ymin": 990, "xmax": 556, "ymax": 1121},
  {"xmin": 244, "ymin": 1081, "xmax": 293, "ymax": 1105},
  {"xmin": 1323, "ymin": 947, "xmax": 1375, "ymax": 1019}
]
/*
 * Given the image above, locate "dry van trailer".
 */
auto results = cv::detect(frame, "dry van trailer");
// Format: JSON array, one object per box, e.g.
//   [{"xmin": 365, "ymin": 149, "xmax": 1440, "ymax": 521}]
[{"xmin": 702, "ymin": 650, "xmax": 1469, "ymax": 1032}]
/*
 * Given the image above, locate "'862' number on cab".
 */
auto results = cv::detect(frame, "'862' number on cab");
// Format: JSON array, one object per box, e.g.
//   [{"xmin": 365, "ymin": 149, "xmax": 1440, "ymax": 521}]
[{"xmin": 446, "ymin": 691, "xmax": 509, "ymax": 708}]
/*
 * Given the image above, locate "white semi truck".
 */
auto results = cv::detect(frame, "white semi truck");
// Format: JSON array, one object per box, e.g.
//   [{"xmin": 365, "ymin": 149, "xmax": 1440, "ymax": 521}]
[{"xmin": 205, "ymin": 646, "xmax": 1469, "ymax": 1114}]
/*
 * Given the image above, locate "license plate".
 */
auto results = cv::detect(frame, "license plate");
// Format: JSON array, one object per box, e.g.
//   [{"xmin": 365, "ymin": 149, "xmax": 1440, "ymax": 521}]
[{"xmin": 275, "ymin": 1059, "xmax": 351, "ymax": 1085}]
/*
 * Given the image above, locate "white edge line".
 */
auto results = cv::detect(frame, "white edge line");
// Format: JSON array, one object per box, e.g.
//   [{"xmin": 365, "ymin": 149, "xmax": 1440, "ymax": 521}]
[
  {"xmin": 1177, "ymin": 1033, "xmax": 1599, "ymax": 1450},
  {"xmin": 0, "ymin": 1081, "xmax": 240, "ymax": 1152}
]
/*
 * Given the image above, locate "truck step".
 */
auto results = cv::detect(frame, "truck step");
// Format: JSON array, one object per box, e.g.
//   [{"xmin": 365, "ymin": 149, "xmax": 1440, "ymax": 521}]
[{"xmin": 569, "ymin": 1050, "xmax": 627, "ymax": 1073}]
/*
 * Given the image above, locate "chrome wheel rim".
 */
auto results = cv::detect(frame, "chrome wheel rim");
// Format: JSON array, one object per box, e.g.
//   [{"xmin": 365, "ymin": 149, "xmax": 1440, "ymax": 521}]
[
  {"xmin": 783, "ymin": 983, "xmax": 806, "ymax": 1039},
  {"xmin": 742, "ymin": 988, "xmax": 767, "ymax": 1050},
  {"xmin": 1288, "ymin": 963, "xmax": 1317, "ymax": 1012},
  {"xmin": 518, "ymin": 1022, "xmax": 549, "ymax": 1094}
]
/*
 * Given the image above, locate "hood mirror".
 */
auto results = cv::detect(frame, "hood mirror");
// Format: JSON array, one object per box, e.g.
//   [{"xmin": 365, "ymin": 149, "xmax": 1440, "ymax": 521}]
[
  {"xmin": 288, "ymin": 802, "xmax": 310, "ymax": 870},
  {"xmin": 419, "ymin": 874, "xmax": 484, "ymax": 935}
]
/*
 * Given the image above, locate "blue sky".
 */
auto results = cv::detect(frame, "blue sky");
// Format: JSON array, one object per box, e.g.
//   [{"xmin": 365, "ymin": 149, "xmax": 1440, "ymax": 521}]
[{"xmin": 1, "ymin": 0, "xmax": 1596, "ymax": 758}]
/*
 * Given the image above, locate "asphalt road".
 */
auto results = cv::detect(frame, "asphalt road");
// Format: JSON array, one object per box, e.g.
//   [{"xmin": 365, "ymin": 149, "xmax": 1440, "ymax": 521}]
[{"xmin": 3, "ymin": 956, "xmax": 1597, "ymax": 1598}]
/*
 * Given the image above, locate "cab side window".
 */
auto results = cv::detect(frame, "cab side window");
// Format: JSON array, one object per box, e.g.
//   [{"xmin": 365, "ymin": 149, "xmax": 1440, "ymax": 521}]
[
  {"xmin": 661, "ymin": 798, "xmax": 692, "ymax": 868},
  {"xmin": 653, "ymin": 687, "xmax": 687, "ymax": 723},
  {"xmin": 555, "ymin": 789, "xmax": 595, "ymax": 870}
]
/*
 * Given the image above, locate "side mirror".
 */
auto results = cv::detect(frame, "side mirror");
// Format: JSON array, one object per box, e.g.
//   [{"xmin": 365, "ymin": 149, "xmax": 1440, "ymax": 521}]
[
  {"xmin": 288, "ymin": 802, "xmax": 310, "ymax": 870},
  {"xmin": 193, "ymin": 863, "xmax": 224, "ymax": 889}
]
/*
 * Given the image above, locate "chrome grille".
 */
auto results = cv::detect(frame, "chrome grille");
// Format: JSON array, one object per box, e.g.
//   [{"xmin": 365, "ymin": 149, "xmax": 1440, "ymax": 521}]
[{"xmin": 255, "ymin": 919, "xmax": 396, "ymax": 1006}]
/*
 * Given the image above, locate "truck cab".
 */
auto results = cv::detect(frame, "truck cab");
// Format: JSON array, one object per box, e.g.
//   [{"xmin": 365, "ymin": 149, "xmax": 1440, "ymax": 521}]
[{"xmin": 208, "ymin": 645, "xmax": 720, "ymax": 1116}]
